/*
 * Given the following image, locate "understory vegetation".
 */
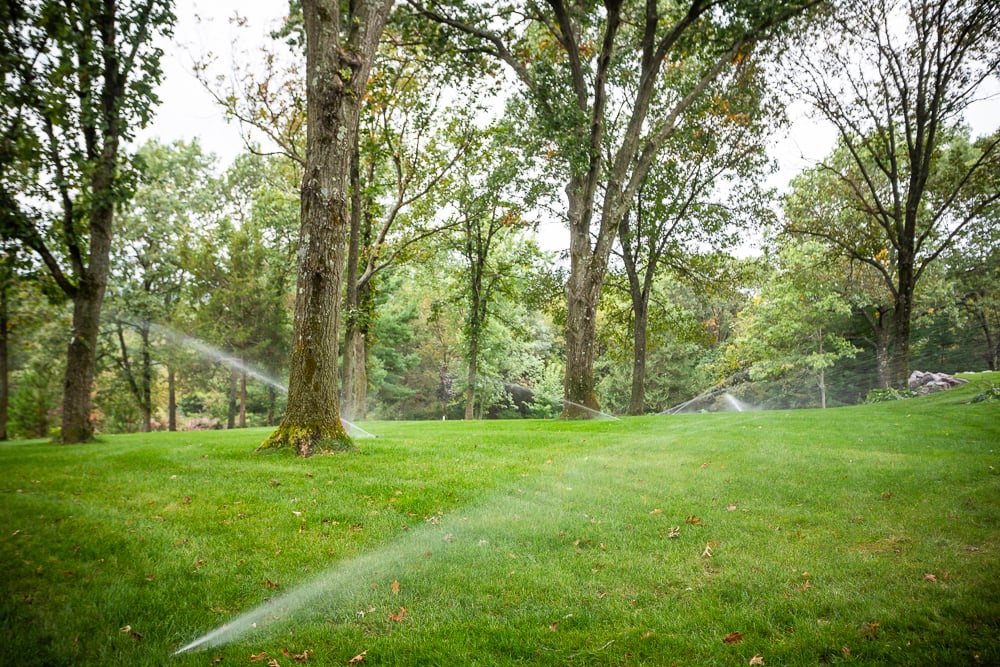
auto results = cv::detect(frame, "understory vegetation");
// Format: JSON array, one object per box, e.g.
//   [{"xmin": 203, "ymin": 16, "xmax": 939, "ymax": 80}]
[{"xmin": 1, "ymin": 374, "xmax": 997, "ymax": 665}]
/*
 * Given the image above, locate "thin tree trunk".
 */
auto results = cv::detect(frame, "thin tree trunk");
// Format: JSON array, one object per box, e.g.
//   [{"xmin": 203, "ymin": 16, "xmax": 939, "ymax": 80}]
[
  {"xmin": 630, "ymin": 300, "xmax": 649, "ymax": 415},
  {"xmin": 227, "ymin": 368, "xmax": 237, "ymax": 429},
  {"xmin": 464, "ymin": 332, "xmax": 479, "ymax": 420},
  {"xmin": 167, "ymin": 365, "xmax": 177, "ymax": 431},
  {"xmin": 239, "ymin": 369, "xmax": 247, "ymax": 428},
  {"xmin": 141, "ymin": 326, "xmax": 152, "ymax": 432},
  {"xmin": 0, "ymin": 264, "xmax": 8, "ymax": 441}
]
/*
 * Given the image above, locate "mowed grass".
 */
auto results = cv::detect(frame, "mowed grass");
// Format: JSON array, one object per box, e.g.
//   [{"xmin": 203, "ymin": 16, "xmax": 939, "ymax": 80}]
[{"xmin": 1, "ymin": 375, "xmax": 998, "ymax": 666}]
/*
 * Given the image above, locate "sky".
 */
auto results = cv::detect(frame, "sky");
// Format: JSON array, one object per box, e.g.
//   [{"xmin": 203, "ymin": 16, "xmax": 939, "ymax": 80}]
[{"xmin": 141, "ymin": 2, "xmax": 999, "ymax": 254}]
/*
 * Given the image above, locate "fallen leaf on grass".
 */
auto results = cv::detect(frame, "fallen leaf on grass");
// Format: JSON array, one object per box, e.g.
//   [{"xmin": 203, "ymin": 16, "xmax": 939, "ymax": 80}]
[
  {"xmin": 249, "ymin": 651, "xmax": 268, "ymax": 662},
  {"xmin": 119, "ymin": 625, "xmax": 131, "ymax": 633},
  {"xmin": 391, "ymin": 580, "xmax": 400, "ymax": 595},
  {"xmin": 389, "ymin": 607, "xmax": 407, "ymax": 622},
  {"xmin": 348, "ymin": 650, "xmax": 367, "ymax": 664},
  {"xmin": 282, "ymin": 648, "xmax": 315, "ymax": 662},
  {"xmin": 649, "ymin": 508, "xmax": 663, "ymax": 515},
  {"xmin": 749, "ymin": 655, "xmax": 765, "ymax": 665},
  {"xmin": 726, "ymin": 503, "xmax": 738, "ymax": 512},
  {"xmin": 262, "ymin": 578, "xmax": 279, "ymax": 589},
  {"xmin": 701, "ymin": 542, "xmax": 717, "ymax": 558},
  {"xmin": 267, "ymin": 659, "xmax": 280, "ymax": 667},
  {"xmin": 667, "ymin": 526, "xmax": 681, "ymax": 538},
  {"xmin": 686, "ymin": 515, "xmax": 702, "ymax": 525},
  {"xmin": 862, "ymin": 622, "xmax": 880, "ymax": 640},
  {"xmin": 923, "ymin": 573, "xmax": 937, "ymax": 582},
  {"xmin": 723, "ymin": 631, "xmax": 743, "ymax": 644},
  {"xmin": 841, "ymin": 646, "xmax": 852, "ymax": 658},
  {"xmin": 11, "ymin": 529, "xmax": 21, "ymax": 537},
  {"xmin": 211, "ymin": 658, "xmax": 222, "ymax": 665},
  {"xmin": 549, "ymin": 622, "xmax": 559, "ymax": 632}
]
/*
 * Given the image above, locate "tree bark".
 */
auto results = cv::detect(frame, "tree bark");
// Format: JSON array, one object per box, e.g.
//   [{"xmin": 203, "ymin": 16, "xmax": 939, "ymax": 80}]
[
  {"xmin": 261, "ymin": 0, "xmax": 393, "ymax": 456},
  {"xmin": 167, "ymin": 365, "xmax": 177, "ymax": 431},
  {"xmin": 0, "ymin": 264, "xmax": 8, "ymax": 441}
]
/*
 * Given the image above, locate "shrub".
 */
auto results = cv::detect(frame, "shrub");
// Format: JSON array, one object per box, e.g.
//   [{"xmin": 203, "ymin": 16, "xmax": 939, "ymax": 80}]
[
  {"xmin": 971, "ymin": 383, "xmax": 1000, "ymax": 404},
  {"xmin": 864, "ymin": 387, "xmax": 917, "ymax": 403}
]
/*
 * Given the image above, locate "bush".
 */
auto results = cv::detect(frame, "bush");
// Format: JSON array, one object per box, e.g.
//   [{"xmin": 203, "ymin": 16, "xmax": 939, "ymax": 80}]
[
  {"xmin": 971, "ymin": 384, "xmax": 1000, "ymax": 404},
  {"xmin": 865, "ymin": 387, "xmax": 917, "ymax": 403}
]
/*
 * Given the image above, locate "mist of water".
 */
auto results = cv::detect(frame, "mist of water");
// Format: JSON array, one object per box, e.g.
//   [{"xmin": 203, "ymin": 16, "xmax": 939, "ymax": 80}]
[
  {"xmin": 501, "ymin": 380, "xmax": 620, "ymax": 421},
  {"xmin": 141, "ymin": 320, "xmax": 376, "ymax": 438},
  {"xmin": 174, "ymin": 474, "xmax": 574, "ymax": 654}
]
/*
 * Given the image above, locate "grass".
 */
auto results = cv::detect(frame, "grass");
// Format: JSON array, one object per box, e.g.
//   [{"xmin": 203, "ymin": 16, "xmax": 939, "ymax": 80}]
[{"xmin": 1, "ymin": 374, "xmax": 998, "ymax": 666}]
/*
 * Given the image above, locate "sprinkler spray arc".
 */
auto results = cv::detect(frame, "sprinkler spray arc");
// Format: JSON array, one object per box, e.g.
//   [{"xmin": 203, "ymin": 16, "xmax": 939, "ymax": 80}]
[{"xmin": 128, "ymin": 318, "xmax": 377, "ymax": 439}]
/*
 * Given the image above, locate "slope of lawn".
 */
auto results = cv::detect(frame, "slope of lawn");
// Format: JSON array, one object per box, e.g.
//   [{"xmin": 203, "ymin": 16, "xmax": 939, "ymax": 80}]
[{"xmin": 1, "ymin": 373, "xmax": 998, "ymax": 666}]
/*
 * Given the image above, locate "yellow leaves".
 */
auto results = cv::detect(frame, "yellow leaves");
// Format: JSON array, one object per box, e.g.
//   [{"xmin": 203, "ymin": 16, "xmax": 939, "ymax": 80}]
[{"xmin": 685, "ymin": 515, "xmax": 702, "ymax": 525}]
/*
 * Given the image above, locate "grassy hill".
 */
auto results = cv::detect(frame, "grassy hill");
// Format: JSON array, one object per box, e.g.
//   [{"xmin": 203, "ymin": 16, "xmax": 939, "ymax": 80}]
[{"xmin": 1, "ymin": 373, "xmax": 998, "ymax": 665}]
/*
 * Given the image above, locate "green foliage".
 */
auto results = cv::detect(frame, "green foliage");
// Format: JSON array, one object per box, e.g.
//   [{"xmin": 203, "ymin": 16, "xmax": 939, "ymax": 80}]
[
  {"xmin": 864, "ymin": 387, "xmax": 918, "ymax": 403},
  {"xmin": 971, "ymin": 384, "xmax": 1000, "ymax": 404}
]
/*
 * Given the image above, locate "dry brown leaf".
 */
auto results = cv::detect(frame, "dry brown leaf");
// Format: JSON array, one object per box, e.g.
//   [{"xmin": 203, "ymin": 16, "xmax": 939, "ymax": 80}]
[
  {"xmin": 649, "ymin": 508, "xmax": 663, "ymax": 515},
  {"xmin": 211, "ymin": 658, "xmax": 222, "ymax": 665},
  {"xmin": 348, "ymin": 650, "xmax": 367, "ymax": 664},
  {"xmin": 249, "ymin": 651, "xmax": 268, "ymax": 662},
  {"xmin": 749, "ymin": 656, "xmax": 765, "ymax": 666},
  {"xmin": 723, "ymin": 631, "xmax": 744, "ymax": 644},
  {"xmin": 119, "ymin": 625, "xmax": 131, "ymax": 633},
  {"xmin": 391, "ymin": 580, "xmax": 400, "ymax": 595},
  {"xmin": 924, "ymin": 573, "xmax": 937, "ymax": 582},
  {"xmin": 701, "ymin": 543, "xmax": 714, "ymax": 558},
  {"xmin": 726, "ymin": 503, "xmax": 738, "ymax": 512},
  {"xmin": 267, "ymin": 659, "xmax": 280, "ymax": 667},
  {"xmin": 667, "ymin": 526, "xmax": 681, "ymax": 538},
  {"xmin": 389, "ymin": 606, "xmax": 407, "ymax": 622},
  {"xmin": 686, "ymin": 515, "xmax": 702, "ymax": 525}
]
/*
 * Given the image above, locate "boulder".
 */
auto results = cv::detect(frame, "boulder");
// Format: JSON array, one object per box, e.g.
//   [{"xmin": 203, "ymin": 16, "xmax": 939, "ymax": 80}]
[{"xmin": 908, "ymin": 370, "xmax": 969, "ymax": 395}]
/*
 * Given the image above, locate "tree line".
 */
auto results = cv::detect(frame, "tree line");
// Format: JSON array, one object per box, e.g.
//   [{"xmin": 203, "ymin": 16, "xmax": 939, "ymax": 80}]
[{"xmin": 0, "ymin": 0, "xmax": 997, "ymax": 449}]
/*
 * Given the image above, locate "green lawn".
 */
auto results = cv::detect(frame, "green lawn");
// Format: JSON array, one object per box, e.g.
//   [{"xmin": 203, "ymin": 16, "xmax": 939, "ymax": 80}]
[{"xmin": 2, "ymin": 374, "xmax": 998, "ymax": 666}]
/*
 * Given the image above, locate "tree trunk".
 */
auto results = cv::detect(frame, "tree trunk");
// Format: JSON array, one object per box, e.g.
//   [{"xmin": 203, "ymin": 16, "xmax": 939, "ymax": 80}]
[
  {"xmin": 0, "ymin": 274, "xmax": 7, "ymax": 441},
  {"xmin": 141, "ymin": 326, "xmax": 152, "ymax": 432},
  {"xmin": 629, "ymin": 298, "xmax": 649, "ymax": 415},
  {"xmin": 342, "ymin": 145, "xmax": 362, "ymax": 420},
  {"xmin": 227, "ymin": 368, "xmax": 237, "ymax": 429},
  {"xmin": 239, "ymin": 369, "xmax": 247, "ymax": 428},
  {"xmin": 464, "ymin": 331, "xmax": 479, "ymax": 420},
  {"xmin": 889, "ymin": 252, "xmax": 916, "ymax": 389},
  {"xmin": 351, "ymin": 328, "xmax": 368, "ymax": 420},
  {"xmin": 61, "ymin": 272, "xmax": 107, "ymax": 443},
  {"xmin": 563, "ymin": 245, "xmax": 604, "ymax": 417},
  {"xmin": 261, "ymin": 0, "xmax": 392, "ymax": 456},
  {"xmin": 167, "ymin": 365, "xmax": 177, "ymax": 431}
]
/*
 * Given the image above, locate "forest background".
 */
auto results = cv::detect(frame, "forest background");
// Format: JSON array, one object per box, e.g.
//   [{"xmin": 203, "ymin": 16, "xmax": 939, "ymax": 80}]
[{"xmin": 1, "ymin": 0, "xmax": 997, "ymax": 439}]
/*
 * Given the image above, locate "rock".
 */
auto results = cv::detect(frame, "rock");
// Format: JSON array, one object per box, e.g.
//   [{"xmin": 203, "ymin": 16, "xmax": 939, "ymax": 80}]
[{"xmin": 908, "ymin": 371, "xmax": 969, "ymax": 395}]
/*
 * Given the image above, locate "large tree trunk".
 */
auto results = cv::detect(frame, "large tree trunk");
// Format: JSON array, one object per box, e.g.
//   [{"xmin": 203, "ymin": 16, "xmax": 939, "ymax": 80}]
[
  {"xmin": 61, "ymin": 270, "xmax": 108, "ymax": 443},
  {"xmin": 562, "ymin": 225, "xmax": 605, "ymax": 418},
  {"xmin": 261, "ymin": 0, "xmax": 392, "ymax": 456}
]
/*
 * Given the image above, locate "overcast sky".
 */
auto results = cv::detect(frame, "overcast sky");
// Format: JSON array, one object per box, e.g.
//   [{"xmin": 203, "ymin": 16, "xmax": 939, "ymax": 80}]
[{"xmin": 140, "ymin": 2, "xmax": 999, "ymax": 253}]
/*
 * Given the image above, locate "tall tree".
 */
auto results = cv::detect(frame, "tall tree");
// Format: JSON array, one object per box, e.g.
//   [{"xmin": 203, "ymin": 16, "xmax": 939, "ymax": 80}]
[
  {"xmin": 724, "ymin": 241, "xmax": 858, "ymax": 408},
  {"xmin": 410, "ymin": 0, "xmax": 817, "ymax": 416},
  {"xmin": 0, "ymin": 0, "xmax": 175, "ymax": 442},
  {"xmin": 613, "ymin": 65, "xmax": 774, "ymax": 414},
  {"xmin": 785, "ymin": 0, "xmax": 1000, "ymax": 389},
  {"xmin": 262, "ymin": 0, "xmax": 394, "ymax": 456},
  {"xmin": 108, "ymin": 139, "xmax": 219, "ymax": 432}
]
